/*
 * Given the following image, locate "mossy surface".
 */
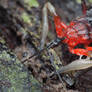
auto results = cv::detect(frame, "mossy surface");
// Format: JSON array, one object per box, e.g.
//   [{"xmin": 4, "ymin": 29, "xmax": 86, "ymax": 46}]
[{"xmin": 0, "ymin": 39, "xmax": 42, "ymax": 92}]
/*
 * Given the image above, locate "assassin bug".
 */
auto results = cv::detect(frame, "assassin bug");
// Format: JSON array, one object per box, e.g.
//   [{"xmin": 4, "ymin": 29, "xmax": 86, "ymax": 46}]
[
  {"xmin": 40, "ymin": 0, "xmax": 92, "ymax": 57},
  {"xmin": 22, "ymin": 0, "xmax": 92, "ymax": 89},
  {"xmin": 22, "ymin": 0, "xmax": 92, "ymax": 73},
  {"xmin": 22, "ymin": 0, "xmax": 92, "ymax": 62}
]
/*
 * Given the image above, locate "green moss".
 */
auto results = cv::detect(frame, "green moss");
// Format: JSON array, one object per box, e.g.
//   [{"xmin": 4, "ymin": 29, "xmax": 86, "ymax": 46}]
[
  {"xmin": 89, "ymin": 0, "xmax": 92, "ymax": 3},
  {"xmin": 21, "ymin": 13, "xmax": 31, "ymax": 24},
  {"xmin": 24, "ymin": 0, "xmax": 39, "ymax": 8},
  {"xmin": 0, "ymin": 41, "xmax": 42, "ymax": 92},
  {"xmin": 0, "ymin": 37, "xmax": 6, "ymax": 44},
  {"xmin": 76, "ymin": 0, "xmax": 81, "ymax": 4},
  {"xmin": 48, "ymin": 49, "xmax": 63, "ymax": 70},
  {"xmin": 76, "ymin": 0, "xmax": 92, "ymax": 4}
]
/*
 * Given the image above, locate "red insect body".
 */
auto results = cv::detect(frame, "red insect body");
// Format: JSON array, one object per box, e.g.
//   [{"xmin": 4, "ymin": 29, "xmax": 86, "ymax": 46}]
[
  {"xmin": 54, "ymin": 15, "xmax": 92, "ymax": 56},
  {"xmin": 22, "ymin": 1, "xmax": 92, "ymax": 63}
]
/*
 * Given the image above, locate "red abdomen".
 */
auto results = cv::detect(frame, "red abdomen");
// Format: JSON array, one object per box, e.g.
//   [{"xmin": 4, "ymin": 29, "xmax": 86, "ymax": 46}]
[{"xmin": 64, "ymin": 20, "xmax": 92, "ymax": 47}]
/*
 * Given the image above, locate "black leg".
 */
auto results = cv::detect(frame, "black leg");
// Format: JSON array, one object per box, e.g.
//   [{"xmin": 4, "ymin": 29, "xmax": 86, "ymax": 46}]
[
  {"xmin": 22, "ymin": 37, "xmax": 64, "ymax": 63},
  {"xmin": 47, "ymin": 37, "xmax": 64, "ymax": 49}
]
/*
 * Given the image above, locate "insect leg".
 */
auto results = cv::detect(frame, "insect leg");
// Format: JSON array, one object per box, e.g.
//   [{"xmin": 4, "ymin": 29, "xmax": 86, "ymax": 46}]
[
  {"xmin": 48, "ymin": 49, "xmax": 66, "ymax": 91},
  {"xmin": 81, "ymin": 0, "xmax": 87, "ymax": 15},
  {"xmin": 57, "ymin": 58, "xmax": 92, "ymax": 73},
  {"xmin": 40, "ymin": 2, "xmax": 57, "ymax": 49},
  {"xmin": 40, "ymin": 2, "xmax": 67, "ymax": 49}
]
